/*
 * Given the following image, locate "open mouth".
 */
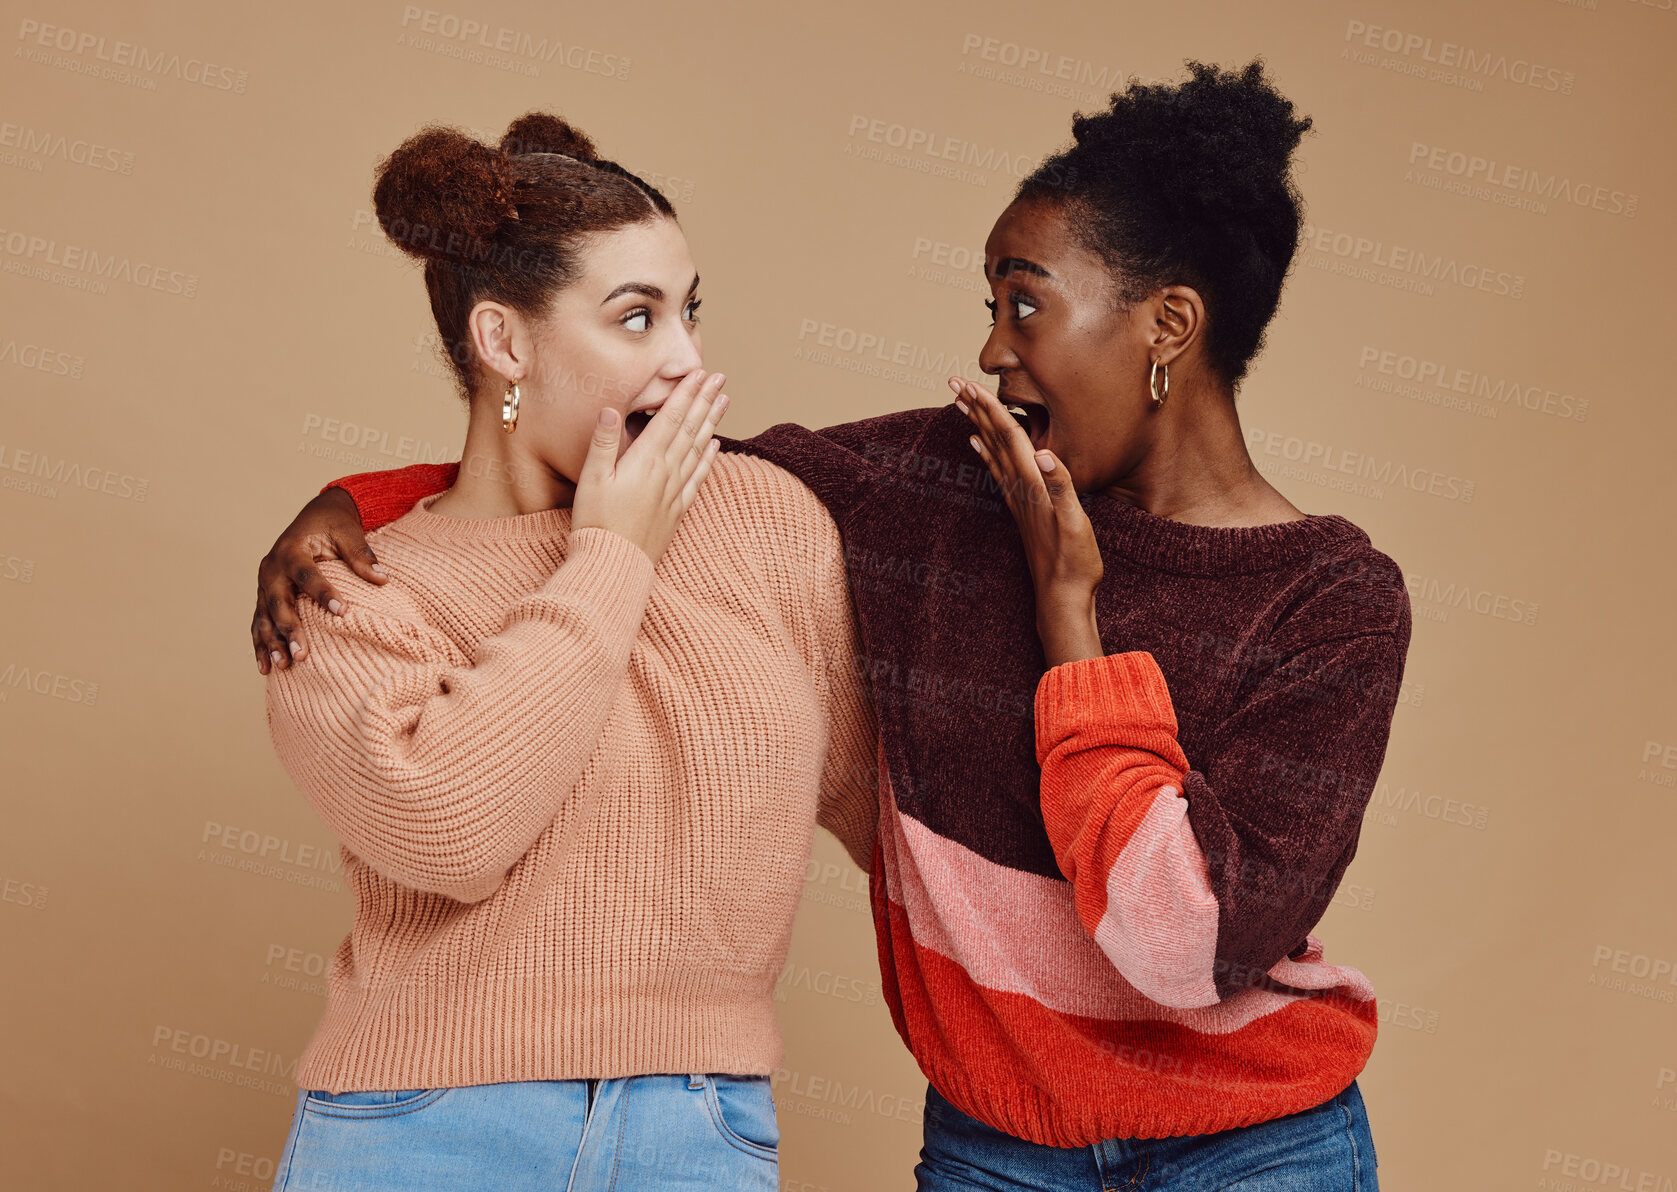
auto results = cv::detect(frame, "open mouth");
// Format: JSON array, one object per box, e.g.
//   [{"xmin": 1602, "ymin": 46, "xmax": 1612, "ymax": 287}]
[
  {"xmin": 623, "ymin": 406, "xmax": 657, "ymax": 442},
  {"xmin": 1002, "ymin": 399, "xmax": 1051, "ymax": 450}
]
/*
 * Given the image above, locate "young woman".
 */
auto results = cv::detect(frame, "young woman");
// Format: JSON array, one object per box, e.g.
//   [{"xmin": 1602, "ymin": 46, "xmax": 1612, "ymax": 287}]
[
  {"xmin": 256, "ymin": 62, "xmax": 1406, "ymax": 1190},
  {"xmin": 256, "ymin": 113, "xmax": 879, "ymax": 1190}
]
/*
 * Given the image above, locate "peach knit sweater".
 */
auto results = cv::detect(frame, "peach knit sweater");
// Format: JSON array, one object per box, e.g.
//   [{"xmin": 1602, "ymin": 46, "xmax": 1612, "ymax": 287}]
[{"xmin": 264, "ymin": 453, "xmax": 879, "ymax": 1093}]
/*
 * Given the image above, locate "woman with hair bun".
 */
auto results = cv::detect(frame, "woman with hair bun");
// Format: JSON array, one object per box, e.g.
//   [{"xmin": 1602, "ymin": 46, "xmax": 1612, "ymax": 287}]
[
  {"xmin": 917, "ymin": 60, "xmax": 1402, "ymax": 1189},
  {"xmin": 257, "ymin": 112, "xmax": 877, "ymax": 1190},
  {"xmin": 255, "ymin": 60, "xmax": 1405, "ymax": 1190}
]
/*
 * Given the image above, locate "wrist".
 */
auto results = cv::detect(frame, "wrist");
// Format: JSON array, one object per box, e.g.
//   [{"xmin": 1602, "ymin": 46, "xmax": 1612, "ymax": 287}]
[
  {"xmin": 1035, "ymin": 585, "xmax": 1101, "ymax": 668},
  {"xmin": 1035, "ymin": 582, "xmax": 1096, "ymax": 624},
  {"xmin": 324, "ymin": 485, "xmax": 359, "ymax": 514}
]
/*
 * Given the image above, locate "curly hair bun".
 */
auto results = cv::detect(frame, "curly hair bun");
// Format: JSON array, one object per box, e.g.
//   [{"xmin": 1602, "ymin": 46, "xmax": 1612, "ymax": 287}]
[
  {"xmin": 1070, "ymin": 60, "xmax": 1311, "ymax": 226},
  {"xmin": 499, "ymin": 112, "xmax": 597, "ymax": 161},
  {"xmin": 372, "ymin": 125, "xmax": 513, "ymax": 262}
]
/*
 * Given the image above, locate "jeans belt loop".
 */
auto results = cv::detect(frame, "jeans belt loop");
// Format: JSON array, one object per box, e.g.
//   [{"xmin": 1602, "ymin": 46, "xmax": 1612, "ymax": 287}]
[{"xmin": 688, "ymin": 1074, "xmax": 706, "ymax": 1090}]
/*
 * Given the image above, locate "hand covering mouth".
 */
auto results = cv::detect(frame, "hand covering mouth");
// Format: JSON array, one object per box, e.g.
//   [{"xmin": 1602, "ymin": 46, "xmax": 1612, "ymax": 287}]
[{"xmin": 623, "ymin": 405, "xmax": 658, "ymax": 441}]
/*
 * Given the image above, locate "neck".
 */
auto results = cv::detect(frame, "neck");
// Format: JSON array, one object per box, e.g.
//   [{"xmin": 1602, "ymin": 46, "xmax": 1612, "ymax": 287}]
[
  {"xmin": 1098, "ymin": 374, "xmax": 1302, "ymax": 527},
  {"xmin": 432, "ymin": 394, "xmax": 577, "ymax": 518}
]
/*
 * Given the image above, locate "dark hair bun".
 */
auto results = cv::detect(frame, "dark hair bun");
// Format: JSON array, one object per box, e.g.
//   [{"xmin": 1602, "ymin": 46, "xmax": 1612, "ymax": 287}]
[
  {"xmin": 1069, "ymin": 60, "xmax": 1310, "ymax": 228},
  {"xmin": 372, "ymin": 126, "xmax": 513, "ymax": 262},
  {"xmin": 499, "ymin": 112, "xmax": 597, "ymax": 161}
]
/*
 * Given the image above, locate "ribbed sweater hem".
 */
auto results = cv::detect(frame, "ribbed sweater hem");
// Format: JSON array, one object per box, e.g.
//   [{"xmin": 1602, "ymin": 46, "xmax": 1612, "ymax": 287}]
[
  {"xmin": 295, "ymin": 967, "xmax": 783, "ymax": 1092},
  {"xmin": 914, "ymin": 1050, "xmax": 1371, "ymax": 1147}
]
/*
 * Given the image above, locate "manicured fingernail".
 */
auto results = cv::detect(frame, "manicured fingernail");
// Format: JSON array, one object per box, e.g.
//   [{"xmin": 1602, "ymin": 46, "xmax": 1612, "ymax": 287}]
[
  {"xmin": 1036, "ymin": 452, "xmax": 1056, "ymax": 473},
  {"xmin": 955, "ymin": 400, "xmax": 969, "ymax": 415},
  {"xmin": 948, "ymin": 378, "xmax": 961, "ymax": 393},
  {"xmin": 371, "ymin": 563, "xmax": 387, "ymax": 576},
  {"xmin": 969, "ymin": 434, "xmax": 982, "ymax": 452},
  {"xmin": 288, "ymin": 640, "xmax": 301, "ymax": 655},
  {"xmin": 328, "ymin": 599, "xmax": 344, "ymax": 615},
  {"xmin": 270, "ymin": 651, "xmax": 284, "ymax": 666}
]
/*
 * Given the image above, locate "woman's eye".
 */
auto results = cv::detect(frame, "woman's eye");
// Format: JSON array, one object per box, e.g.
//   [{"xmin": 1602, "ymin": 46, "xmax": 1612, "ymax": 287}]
[
  {"xmin": 684, "ymin": 299, "xmax": 702, "ymax": 322},
  {"xmin": 983, "ymin": 298, "xmax": 997, "ymax": 323},
  {"xmin": 623, "ymin": 310, "xmax": 650, "ymax": 332},
  {"xmin": 1014, "ymin": 299, "xmax": 1038, "ymax": 320}
]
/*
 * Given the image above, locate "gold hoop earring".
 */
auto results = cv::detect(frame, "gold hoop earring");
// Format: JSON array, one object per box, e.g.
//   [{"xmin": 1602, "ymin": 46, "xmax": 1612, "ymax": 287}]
[
  {"xmin": 1149, "ymin": 359, "xmax": 1169, "ymax": 408},
  {"xmin": 502, "ymin": 379, "xmax": 521, "ymax": 433}
]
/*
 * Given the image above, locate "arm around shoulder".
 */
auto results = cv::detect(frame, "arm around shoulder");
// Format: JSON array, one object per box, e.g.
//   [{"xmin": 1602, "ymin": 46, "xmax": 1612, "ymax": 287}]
[{"xmin": 264, "ymin": 529, "xmax": 655, "ymax": 902}]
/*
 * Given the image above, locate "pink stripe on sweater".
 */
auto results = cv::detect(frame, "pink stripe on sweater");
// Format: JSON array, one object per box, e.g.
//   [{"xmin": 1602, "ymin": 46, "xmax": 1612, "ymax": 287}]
[
  {"xmin": 1090, "ymin": 787, "xmax": 1220, "ymax": 1009},
  {"xmin": 877, "ymin": 771, "xmax": 1373, "ymax": 1032}
]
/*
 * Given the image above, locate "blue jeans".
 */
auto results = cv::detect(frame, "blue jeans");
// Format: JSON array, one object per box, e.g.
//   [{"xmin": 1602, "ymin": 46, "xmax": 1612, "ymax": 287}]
[
  {"xmin": 915, "ymin": 1081, "xmax": 1378, "ymax": 1191},
  {"xmin": 270, "ymin": 1074, "xmax": 779, "ymax": 1191}
]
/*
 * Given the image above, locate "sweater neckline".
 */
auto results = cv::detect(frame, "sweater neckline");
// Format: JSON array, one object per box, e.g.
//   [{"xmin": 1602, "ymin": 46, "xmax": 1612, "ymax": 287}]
[
  {"xmin": 905, "ymin": 402, "xmax": 1370, "ymax": 577},
  {"xmin": 392, "ymin": 491, "xmax": 575, "ymax": 542},
  {"xmin": 1079, "ymin": 491, "xmax": 1368, "ymax": 577}
]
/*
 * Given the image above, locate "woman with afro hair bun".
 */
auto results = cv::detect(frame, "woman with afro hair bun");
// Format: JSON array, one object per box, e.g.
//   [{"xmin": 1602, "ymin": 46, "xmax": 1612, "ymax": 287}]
[{"xmin": 254, "ymin": 60, "xmax": 1404, "ymax": 1191}]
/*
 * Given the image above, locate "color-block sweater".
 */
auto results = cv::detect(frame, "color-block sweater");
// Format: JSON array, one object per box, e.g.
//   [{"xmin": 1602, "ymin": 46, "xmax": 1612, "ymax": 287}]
[
  {"xmin": 327, "ymin": 404, "xmax": 1411, "ymax": 1143},
  {"xmin": 265, "ymin": 453, "xmax": 878, "ymax": 1093}
]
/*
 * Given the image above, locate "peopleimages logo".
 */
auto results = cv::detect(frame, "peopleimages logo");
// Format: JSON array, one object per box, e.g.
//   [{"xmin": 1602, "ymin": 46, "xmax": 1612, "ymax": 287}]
[
  {"xmin": 396, "ymin": 7, "xmax": 630, "ymax": 80},
  {"xmin": 0, "ymin": 227, "xmax": 199, "ymax": 298},
  {"xmin": 299, "ymin": 413, "xmax": 454, "ymax": 467},
  {"xmin": 1342, "ymin": 19, "xmax": 1575, "ymax": 94},
  {"xmin": 1407, "ymin": 142, "xmax": 1639, "ymax": 218},
  {"xmin": 1356, "ymin": 346, "xmax": 1589, "ymax": 423},
  {"xmin": 1404, "ymin": 573, "xmax": 1539, "ymax": 627},
  {"xmin": 0, "ymin": 121, "xmax": 135, "ymax": 173},
  {"xmin": 0, "ymin": 441, "xmax": 149, "ymax": 501},
  {"xmin": 843, "ymin": 115, "xmax": 1071, "ymax": 187},
  {"xmin": 770, "ymin": 1068, "xmax": 924, "ymax": 1125},
  {"xmin": 1539, "ymin": 1150, "xmax": 1673, "ymax": 1192},
  {"xmin": 0, "ymin": 662, "xmax": 98, "ymax": 705},
  {"xmin": 954, "ymin": 32, "xmax": 1152, "ymax": 106},
  {"xmin": 1366, "ymin": 781, "xmax": 1491, "ymax": 831},
  {"xmin": 14, "ymin": 18, "xmax": 249, "ymax": 93},
  {"xmin": 1299, "ymin": 222, "xmax": 1525, "ymax": 300},
  {"xmin": 0, "ymin": 337, "xmax": 85, "ymax": 379},
  {"xmin": 1246, "ymin": 427, "xmax": 1476, "ymax": 504}
]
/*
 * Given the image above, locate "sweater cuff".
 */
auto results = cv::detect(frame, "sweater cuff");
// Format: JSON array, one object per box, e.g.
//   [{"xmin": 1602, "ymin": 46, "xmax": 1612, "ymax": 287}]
[
  {"xmin": 324, "ymin": 462, "xmax": 462, "ymax": 533},
  {"xmin": 1034, "ymin": 652, "xmax": 1185, "ymax": 766}
]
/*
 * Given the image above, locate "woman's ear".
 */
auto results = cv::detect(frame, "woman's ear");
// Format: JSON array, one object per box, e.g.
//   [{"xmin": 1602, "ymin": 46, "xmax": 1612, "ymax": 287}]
[
  {"xmin": 1150, "ymin": 285, "xmax": 1206, "ymax": 367},
  {"xmin": 466, "ymin": 300, "xmax": 529, "ymax": 384}
]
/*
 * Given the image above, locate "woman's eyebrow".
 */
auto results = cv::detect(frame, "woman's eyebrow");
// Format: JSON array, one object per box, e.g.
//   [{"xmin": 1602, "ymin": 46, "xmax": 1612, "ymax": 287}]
[
  {"xmin": 601, "ymin": 281, "xmax": 665, "ymax": 303},
  {"xmin": 993, "ymin": 257, "xmax": 1052, "ymax": 280},
  {"xmin": 600, "ymin": 273, "xmax": 700, "ymax": 304}
]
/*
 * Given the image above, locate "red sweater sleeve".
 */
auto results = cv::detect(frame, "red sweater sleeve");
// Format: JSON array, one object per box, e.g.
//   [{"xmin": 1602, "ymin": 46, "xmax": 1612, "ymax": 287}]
[
  {"xmin": 324, "ymin": 462, "xmax": 460, "ymax": 531},
  {"xmin": 1034, "ymin": 652, "xmax": 1220, "ymax": 1009}
]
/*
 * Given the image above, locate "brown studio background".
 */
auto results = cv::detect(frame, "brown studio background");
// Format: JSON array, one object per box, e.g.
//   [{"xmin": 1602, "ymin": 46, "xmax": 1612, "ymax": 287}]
[{"xmin": 1, "ymin": 0, "xmax": 1674, "ymax": 1188}]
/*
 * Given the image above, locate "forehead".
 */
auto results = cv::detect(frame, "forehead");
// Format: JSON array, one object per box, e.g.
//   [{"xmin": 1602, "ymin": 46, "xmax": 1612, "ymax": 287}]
[
  {"xmin": 983, "ymin": 200, "xmax": 1103, "ymax": 281},
  {"xmin": 571, "ymin": 217, "xmax": 692, "ymax": 288}
]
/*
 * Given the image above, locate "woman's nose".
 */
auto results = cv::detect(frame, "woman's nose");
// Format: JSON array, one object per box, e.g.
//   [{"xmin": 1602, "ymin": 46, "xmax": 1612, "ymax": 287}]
[
  {"xmin": 977, "ymin": 325, "xmax": 1014, "ymax": 376},
  {"xmin": 665, "ymin": 325, "xmax": 703, "ymax": 375}
]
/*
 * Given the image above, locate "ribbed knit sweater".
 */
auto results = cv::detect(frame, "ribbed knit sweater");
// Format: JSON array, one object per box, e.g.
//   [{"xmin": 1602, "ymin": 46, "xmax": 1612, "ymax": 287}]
[
  {"xmin": 327, "ymin": 404, "xmax": 1411, "ymax": 1143},
  {"xmin": 265, "ymin": 452, "xmax": 878, "ymax": 1093}
]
